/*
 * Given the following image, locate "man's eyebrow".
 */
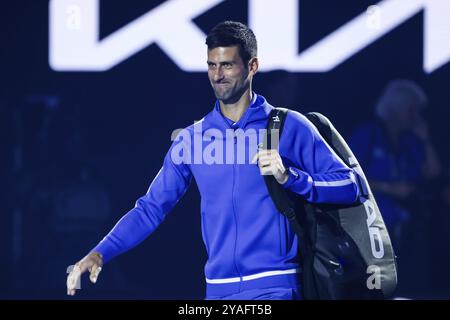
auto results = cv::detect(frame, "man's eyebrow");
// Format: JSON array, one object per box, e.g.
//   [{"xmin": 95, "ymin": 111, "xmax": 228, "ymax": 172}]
[{"xmin": 207, "ymin": 60, "xmax": 234, "ymax": 65}]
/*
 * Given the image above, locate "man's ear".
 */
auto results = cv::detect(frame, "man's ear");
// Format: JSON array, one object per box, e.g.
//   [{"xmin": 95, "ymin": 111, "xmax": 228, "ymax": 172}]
[{"xmin": 248, "ymin": 57, "xmax": 259, "ymax": 75}]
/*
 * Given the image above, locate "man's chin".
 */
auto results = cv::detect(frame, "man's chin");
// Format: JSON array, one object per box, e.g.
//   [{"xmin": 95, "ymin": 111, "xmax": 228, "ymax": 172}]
[
  {"xmin": 214, "ymin": 89, "xmax": 243, "ymax": 104},
  {"xmin": 214, "ymin": 91, "xmax": 231, "ymax": 102}
]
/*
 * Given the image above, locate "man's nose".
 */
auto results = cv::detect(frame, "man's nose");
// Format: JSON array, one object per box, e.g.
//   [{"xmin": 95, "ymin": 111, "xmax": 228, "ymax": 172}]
[{"xmin": 213, "ymin": 67, "xmax": 224, "ymax": 82}]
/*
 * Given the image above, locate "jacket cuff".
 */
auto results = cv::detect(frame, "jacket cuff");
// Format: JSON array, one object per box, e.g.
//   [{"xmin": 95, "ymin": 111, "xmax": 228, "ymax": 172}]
[{"xmin": 282, "ymin": 167, "xmax": 302, "ymax": 189}]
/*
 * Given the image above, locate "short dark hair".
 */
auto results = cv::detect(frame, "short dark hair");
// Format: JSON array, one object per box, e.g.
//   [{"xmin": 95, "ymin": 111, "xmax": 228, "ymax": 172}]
[{"xmin": 206, "ymin": 21, "xmax": 257, "ymax": 65}]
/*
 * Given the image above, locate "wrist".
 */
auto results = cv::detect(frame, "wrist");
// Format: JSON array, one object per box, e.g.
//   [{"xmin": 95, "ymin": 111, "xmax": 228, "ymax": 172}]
[
  {"xmin": 280, "ymin": 167, "xmax": 300, "ymax": 189},
  {"xmin": 90, "ymin": 251, "xmax": 103, "ymax": 264},
  {"xmin": 278, "ymin": 171, "xmax": 289, "ymax": 185}
]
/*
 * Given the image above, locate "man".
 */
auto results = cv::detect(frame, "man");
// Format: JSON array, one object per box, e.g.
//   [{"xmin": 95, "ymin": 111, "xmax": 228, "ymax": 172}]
[{"xmin": 67, "ymin": 21, "xmax": 359, "ymax": 300}]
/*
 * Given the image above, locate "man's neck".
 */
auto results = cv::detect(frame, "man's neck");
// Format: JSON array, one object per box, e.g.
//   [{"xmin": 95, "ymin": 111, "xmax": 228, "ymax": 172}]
[{"xmin": 219, "ymin": 89, "xmax": 253, "ymax": 123}]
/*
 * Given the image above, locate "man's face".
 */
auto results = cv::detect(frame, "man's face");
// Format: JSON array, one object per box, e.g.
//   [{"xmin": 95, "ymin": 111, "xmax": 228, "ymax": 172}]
[{"xmin": 207, "ymin": 46, "xmax": 254, "ymax": 104}]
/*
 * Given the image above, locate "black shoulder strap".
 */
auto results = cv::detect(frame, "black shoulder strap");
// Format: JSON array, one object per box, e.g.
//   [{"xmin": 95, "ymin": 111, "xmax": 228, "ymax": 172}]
[
  {"xmin": 264, "ymin": 108, "xmax": 288, "ymax": 150},
  {"xmin": 264, "ymin": 108, "xmax": 303, "ymax": 237}
]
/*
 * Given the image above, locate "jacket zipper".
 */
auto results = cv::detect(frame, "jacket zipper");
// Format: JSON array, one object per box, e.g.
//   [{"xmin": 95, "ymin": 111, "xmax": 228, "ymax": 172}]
[
  {"xmin": 218, "ymin": 112, "xmax": 242, "ymax": 285},
  {"xmin": 231, "ymin": 130, "xmax": 242, "ymax": 286}
]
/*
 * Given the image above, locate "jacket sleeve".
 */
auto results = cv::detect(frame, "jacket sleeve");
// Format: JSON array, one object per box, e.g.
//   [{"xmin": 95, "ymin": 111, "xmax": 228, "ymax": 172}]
[
  {"xmin": 280, "ymin": 110, "xmax": 359, "ymax": 204},
  {"xmin": 91, "ymin": 136, "xmax": 192, "ymax": 264}
]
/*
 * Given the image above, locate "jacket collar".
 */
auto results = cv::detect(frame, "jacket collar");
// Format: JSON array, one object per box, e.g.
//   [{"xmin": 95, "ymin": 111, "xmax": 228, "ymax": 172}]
[{"xmin": 208, "ymin": 93, "xmax": 274, "ymax": 131}]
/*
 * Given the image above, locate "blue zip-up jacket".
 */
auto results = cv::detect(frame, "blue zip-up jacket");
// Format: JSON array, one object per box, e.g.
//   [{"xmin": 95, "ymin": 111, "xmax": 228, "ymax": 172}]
[{"xmin": 92, "ymin": 94, "xmax": 359, "ymax": 298}]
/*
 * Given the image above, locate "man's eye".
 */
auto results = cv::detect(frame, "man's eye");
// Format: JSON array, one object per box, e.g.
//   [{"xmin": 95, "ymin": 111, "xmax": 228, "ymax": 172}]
[{"xmin": 224, "ymin": 64, "xmax": 232, "ymax": 68}]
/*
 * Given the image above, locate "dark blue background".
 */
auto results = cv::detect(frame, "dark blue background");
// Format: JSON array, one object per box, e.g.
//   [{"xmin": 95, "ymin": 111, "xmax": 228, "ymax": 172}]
[{"xmin": 1, "ymin": 0, "xmax": 449, "ymax": 299}]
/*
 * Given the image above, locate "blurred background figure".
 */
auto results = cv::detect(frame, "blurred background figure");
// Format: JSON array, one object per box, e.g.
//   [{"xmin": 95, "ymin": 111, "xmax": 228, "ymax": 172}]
[{"xmin": 349, "ymin": 79, "xmax": 441, "ymax": 297}]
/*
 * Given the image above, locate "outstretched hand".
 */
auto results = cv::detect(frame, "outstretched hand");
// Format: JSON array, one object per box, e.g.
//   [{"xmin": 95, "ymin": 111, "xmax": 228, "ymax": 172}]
[{"xmin": 67, "ymin": 252, "xmax": 103, "ymax": 296}]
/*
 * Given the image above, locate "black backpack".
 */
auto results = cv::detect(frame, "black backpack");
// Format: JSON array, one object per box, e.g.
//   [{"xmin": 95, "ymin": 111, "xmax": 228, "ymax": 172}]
[{"xmin": 264, "ymin": 108, "xmax": 398, "ymax": 300}]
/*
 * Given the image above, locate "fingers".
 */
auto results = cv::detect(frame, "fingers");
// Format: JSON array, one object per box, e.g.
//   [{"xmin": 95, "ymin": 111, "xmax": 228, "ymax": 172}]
[
  {"xmin": 89, "ymin": 264, "xmax": 102, "ymax": 284},
  {"xmin": 251, "ymin": 148, "xmax": 269, "ymax": 164},
  {"xmin": 67, "ymin": 256, "xmax": 102, "ymax": 296},
  {"xmin": 252, "ymin": 149, "xmax": 280, "ymax": 164},
  {"xmin": 259, "ymin": 163, "xmax": 277, "ymax": 176},
  {"xmin": 67, "ymin": 264, "xmax": 82, "ymax": 296},
  {"xmin": 259, "ymin": 162, "xmax": 285, "ymax": 176},
  {"xmin": 253, "ymin": 150, "xmax": 282, "ymax": 168},
  {"xmin": 252, "ymin": 149, "xmax": 286, "ymax": 182}
]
